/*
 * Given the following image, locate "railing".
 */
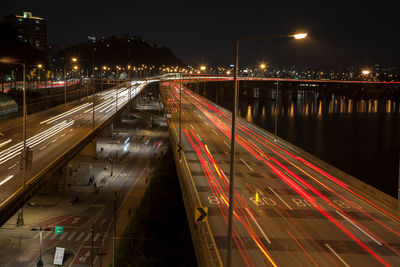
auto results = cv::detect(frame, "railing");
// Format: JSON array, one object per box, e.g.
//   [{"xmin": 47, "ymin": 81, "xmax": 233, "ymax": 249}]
[{"xmin": 160, "ymin": 84, "xmax": 223, "ymax": 267}]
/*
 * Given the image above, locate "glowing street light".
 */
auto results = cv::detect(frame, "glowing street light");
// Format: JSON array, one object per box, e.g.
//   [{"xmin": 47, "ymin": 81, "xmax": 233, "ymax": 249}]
[
  {"xmin": 200, "ymin": 65, "xmax": 206, "ymax": 71},
  {"xmin": 259, "ymin": 63, "xmax": 266, "ymax": 69},
  {"xmin": 226, "ymin": 31, "xmax": 308, "ymax": 267},
  {"xmin": 72, "ymin": 57, "xmax": 78, "ymax": 62},
  {"xmin": 362, "ymin": 70, "xmax": 371, "ymax": 75},
  {"xmin": 292, "ymin": 33, "xmax": 308, "ymax": 39}
]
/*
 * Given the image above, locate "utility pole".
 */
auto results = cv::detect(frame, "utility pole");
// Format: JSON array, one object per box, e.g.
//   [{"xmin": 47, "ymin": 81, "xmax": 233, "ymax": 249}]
[
  {"xmin": 31, "ymin": 225, "xmax": 51, "ymax": 267},
  {"xmin": 87, "ymin": 69, "xmax": 89, "ymax": 98},
  {"xmin": 20, "ymin": 62, "xmax": 27, "ymax": 226},
  {"xmin": 227, "ymin": 39, "xmax": 239, "ymax": 267},
  {"xmin": 113, "ymin": 188, "xmax": 118, "ymax": 267},
  {"xmin": 64, "ymin": 68, "xmax": 67, "ymax": 104},
  {"xmin": 398, "ymin": 155, "xmax": 400, "ymax": 211},
  {"xmin": 179, "ymin": 72, "xmax": 182, "ymax": 161},
  {"xmin": 115, "ymin": 88, "xmax": 118, "ymax": 112},
  {"xmin": 92, "ymin": 64, "xmax": 95, "ymax": 131},
  {"xmin": 91, "ymin": 223, "xmax": 94, "ymax": 267},
  {"xmin": 274, "ymin": 70, "xmax": 280, "ymax": 141}
]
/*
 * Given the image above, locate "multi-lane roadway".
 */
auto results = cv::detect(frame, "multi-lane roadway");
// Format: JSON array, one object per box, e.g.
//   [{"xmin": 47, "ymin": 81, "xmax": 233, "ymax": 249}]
[
  {"xmin": 164, "ymin": 80, "xmax": 400, "ymax": 266},
  {"xmin": 0, "ymin": 81, "xmax": 150, "ymax": 217}
]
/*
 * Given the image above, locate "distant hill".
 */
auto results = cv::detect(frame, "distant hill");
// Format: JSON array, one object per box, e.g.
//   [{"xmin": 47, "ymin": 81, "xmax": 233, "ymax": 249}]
[{"xmin": 52, "ymin": 35, "xmax": 186, "ymax": 69}]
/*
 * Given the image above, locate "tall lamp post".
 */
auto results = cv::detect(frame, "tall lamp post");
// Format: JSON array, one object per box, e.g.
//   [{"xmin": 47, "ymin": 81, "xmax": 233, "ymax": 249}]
[
  {"xmin": 226, "ymin": 32, "xmax": 307, "ymax": 267},
  {"xmin": 0, "ymin": 58, "xmax": 43, "ymax": 225},
  {"xmin": 64, "ymin": 57, "xmax": 78, "ymax": 105}
]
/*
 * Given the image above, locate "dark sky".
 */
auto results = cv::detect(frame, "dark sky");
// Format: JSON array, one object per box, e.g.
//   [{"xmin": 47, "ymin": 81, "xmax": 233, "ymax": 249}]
[{"xmin": 1, "ymin": 0, "xmax": 399, "ymax": 68}]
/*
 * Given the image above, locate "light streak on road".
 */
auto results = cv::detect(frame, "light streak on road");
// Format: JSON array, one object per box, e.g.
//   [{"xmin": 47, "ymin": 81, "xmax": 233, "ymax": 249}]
[
  {"xmin": 40, "ymin": 103, "xmax": 92, "ymax": 124},
  {"xmin": 0, "ymin": 140, "xmax": 12, "ymax": 148},
  {"xmin": 165, "ymin": 81, "xmax": 400, "ymax": 266},
  {"xmin": 0, "ymin": 120, "xmax": 74, "ymax": 165},
  {"xmin": 0, "ymin": 175, "xmax": 14, "ymax": 186}
]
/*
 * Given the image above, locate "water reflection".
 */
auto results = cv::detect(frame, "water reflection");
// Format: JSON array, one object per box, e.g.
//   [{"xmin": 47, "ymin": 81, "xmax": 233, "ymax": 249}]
[{"xmin": 233, "ymin": 87, "xmax": 400, "ymax": 198}]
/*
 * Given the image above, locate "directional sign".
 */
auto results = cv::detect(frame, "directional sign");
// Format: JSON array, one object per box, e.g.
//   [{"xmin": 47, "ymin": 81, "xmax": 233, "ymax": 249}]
[
  {"xmin": 177, "ymin": 144, "xmax": 183, "ymax": 153},
  {"xmin": 55, "ymin": 226, "xmax": 63, "ymax": 234},
  {"xmin": 195, "ymin": 207, "xmax": 208, "ymax": 223}
]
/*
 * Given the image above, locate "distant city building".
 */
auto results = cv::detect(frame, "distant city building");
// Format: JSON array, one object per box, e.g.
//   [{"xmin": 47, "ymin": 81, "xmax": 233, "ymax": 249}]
[
  {"xmin": 87, "ymin": 36, "xmax": 96, "ymax": 43},
  {"xmin": 5, "ymin": 11, "xmax": 47, "ymax": 51}
]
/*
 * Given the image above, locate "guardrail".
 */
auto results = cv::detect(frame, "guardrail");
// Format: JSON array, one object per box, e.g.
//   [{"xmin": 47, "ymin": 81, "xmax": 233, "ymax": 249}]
[{"xmin": 160, "ymin": 84, "xmax": 223, "ymax": 267}]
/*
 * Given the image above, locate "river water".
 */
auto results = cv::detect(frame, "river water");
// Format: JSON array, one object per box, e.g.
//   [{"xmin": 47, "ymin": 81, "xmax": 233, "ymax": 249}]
[{"xmin": 217, "ymin": 89, "xmax": 400, "ymax": 197}]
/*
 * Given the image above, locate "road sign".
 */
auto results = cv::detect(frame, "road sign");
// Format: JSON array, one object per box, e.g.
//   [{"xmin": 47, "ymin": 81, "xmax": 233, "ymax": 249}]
[
  {"xmin": 177, "ymin": 144, "xmax": 183, "ymax": 153},
  {"xmin": 53, "ymin": 247, "xmax": 65, "ymax": 265},
  {"xmin": 195, "ymin": 207, "xmax": 208, "ymax": 222},
  {"xmin": 55, "ymin": 226, "xmax": 63, "ymax": 234}
]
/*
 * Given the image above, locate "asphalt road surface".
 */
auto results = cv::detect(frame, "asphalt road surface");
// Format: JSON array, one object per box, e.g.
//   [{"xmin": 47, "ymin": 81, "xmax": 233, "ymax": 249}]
[
  {"xmin": 0, "ymin": 81, "xmax": 151, "ymax": 209},
  {"xmin": 164, "ymin": 80, "xmax": 400, "ymax": 267}
]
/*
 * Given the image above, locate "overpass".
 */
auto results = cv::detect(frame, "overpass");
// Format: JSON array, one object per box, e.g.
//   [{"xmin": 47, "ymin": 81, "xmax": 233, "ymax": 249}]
[
  {"xmin": 161, "ymin": 78, "xmax": 400, "ymax": 266},
  {"xmin": 0, "ymin": 80, "xmax": 154, "ymax": 226}
]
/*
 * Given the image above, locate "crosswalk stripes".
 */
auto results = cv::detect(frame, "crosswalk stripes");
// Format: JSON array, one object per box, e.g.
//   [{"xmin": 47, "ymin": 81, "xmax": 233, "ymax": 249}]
[
  {"xmin": 50, "ymin": 233, "xmax": 58, "ymax": 240},
  {"xmin": 84, "ymin": 233, "xmax": 92, "ymax": 242},
  {"xmin": 59, "ymin": 232, "xmax": 68, "ymax": 240},
  {"xmin": 76, "ymin": 232, "xmax": 85, "ymax": 241},
  {"xmin": 94, "ymin": 233, "xmax": 100, "ymax": 242},
  {"xmin": 67, "ymin": 232, "xmax": 77, "ymax": 241},
  {"xmin": 32, "ymin": 231, "xmax": 102, "ymax": 242},
  {"xmin": 42, "ymin": 231, "xmax": 52, "ymax": 239}
]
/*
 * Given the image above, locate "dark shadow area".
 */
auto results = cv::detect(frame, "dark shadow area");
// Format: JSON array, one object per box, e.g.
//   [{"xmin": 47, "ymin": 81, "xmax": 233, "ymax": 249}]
[{"xmin": 115, "ymin": 146, "xmax": 197, "ymax": 267}]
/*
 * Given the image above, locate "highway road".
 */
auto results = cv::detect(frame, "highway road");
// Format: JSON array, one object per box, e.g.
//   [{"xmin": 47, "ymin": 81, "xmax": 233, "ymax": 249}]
[
  {"xmin": 0, "ymin": 98, "xmax": 168, "ymax": 266},
  {"xmin": 163, "ymin": 80, "xmax": 400, "ymax": 266},
  {"xmin": 0, "ymin": 81, "xmax": 151, "ymax": 213}
]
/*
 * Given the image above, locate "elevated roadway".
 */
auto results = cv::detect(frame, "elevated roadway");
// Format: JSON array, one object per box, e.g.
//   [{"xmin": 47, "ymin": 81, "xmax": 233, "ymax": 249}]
[
  {"xmin": 162, "ymin": 80, "xmax": 400, "ymax": 267},
  {"xmin": 0, "ymin": 80, "xmax": 154, "ymax": 225}
]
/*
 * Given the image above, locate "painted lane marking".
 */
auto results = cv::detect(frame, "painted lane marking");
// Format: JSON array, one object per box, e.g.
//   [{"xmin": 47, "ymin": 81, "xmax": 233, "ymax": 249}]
[
  {"xmin": 336, "ymin": 210, "xmax": 381, "ymax": 245},
  {"xmin": 325, "ymin": 243, "xmax": 350, "ymax": 267},
  {"xmin": 8, "ymin": 164, "xmax": 17, "ymax": 170},
  {"xmin": 240, "ymin": 158, "xmax": 254, "ymax": 172},
  {"xmin": 269, "ymin": 187, "xmax": 292, "ymax": 210},
  {"xmin": 223, "ymin": 141, "xmax": 231, "ymax": 149},
  {"xmin": 245, "ymin": 207, "xmax": 271, "ymax": 244}
]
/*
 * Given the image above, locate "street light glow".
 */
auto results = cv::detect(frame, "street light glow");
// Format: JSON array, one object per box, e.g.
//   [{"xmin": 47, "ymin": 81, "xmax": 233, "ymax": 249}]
[
  {"xmin": 260, "ymin": 64, "xmax": 266, "ymax": 69},
  {"xmin": 37, "ymin": 64, "xmax": 43, "ymax": 68},
  {"xmin": 292, "ymin": 33, "xmax": 308, "ymax": 39},
  {"xmin": 362, "ymin": 70, "xmax": 371, "ymax": 75},
  {"xmin": 200, "ymin": 66, "xmax": 206, "ymax": 71},
  {"xmin": 72, "ymin": 57, "xmax": 77, "ymax": 62}
]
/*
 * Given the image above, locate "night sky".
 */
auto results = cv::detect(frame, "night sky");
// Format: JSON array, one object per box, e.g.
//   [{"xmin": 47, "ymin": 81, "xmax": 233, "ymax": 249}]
[{"xmin": 1, "ymin": 0, "xmax": 399, "ymax": 68}]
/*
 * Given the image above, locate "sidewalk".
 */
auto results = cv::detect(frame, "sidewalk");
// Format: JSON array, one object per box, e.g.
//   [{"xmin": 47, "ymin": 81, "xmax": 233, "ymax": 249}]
[{"xmin": 101, "ymin": 160, "xmax": 152, "ymax": 266}]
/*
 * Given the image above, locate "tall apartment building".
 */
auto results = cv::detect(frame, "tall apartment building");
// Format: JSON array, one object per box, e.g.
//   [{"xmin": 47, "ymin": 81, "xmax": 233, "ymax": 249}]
[{"xmin": 5, "ymin": 11, "xmax": 47, "ymax": 51}]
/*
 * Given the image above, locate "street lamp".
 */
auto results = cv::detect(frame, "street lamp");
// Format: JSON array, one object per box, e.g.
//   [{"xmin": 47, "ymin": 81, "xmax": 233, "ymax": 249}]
[
  {"xmin": 226, "ymin": 32, "xmax": 308, "ymax": 267},
  {"xmin": 259, "ymin": 63, "xmax": 266, "ymax": 78},
  {"xmin": 0, "ymin": 58, "xmax": 42, "ymax": 225},
  {"xmin": 31, "ymin": 226, "xmax": 51, "ymax": 266},
  {"xmin": 37, "ymin": 64, "xmax": 43, "ymax": 89},
  {"xmin": 64, "ymin": 57, "xmax": 79, "ymax": 105},
  {"xmin": 101, "ymin": 66, "xmax": 107, "ymax": 92}
]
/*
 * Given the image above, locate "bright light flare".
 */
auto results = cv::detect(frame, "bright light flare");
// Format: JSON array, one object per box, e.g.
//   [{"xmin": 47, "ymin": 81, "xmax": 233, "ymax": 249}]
[
  {"xmin": 362, "ymin": 70, "xmax": 371, "ymax": 75},
  {"xmin": 293, "ymin": 33, "xmax": 308, "ymax": 39}
]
